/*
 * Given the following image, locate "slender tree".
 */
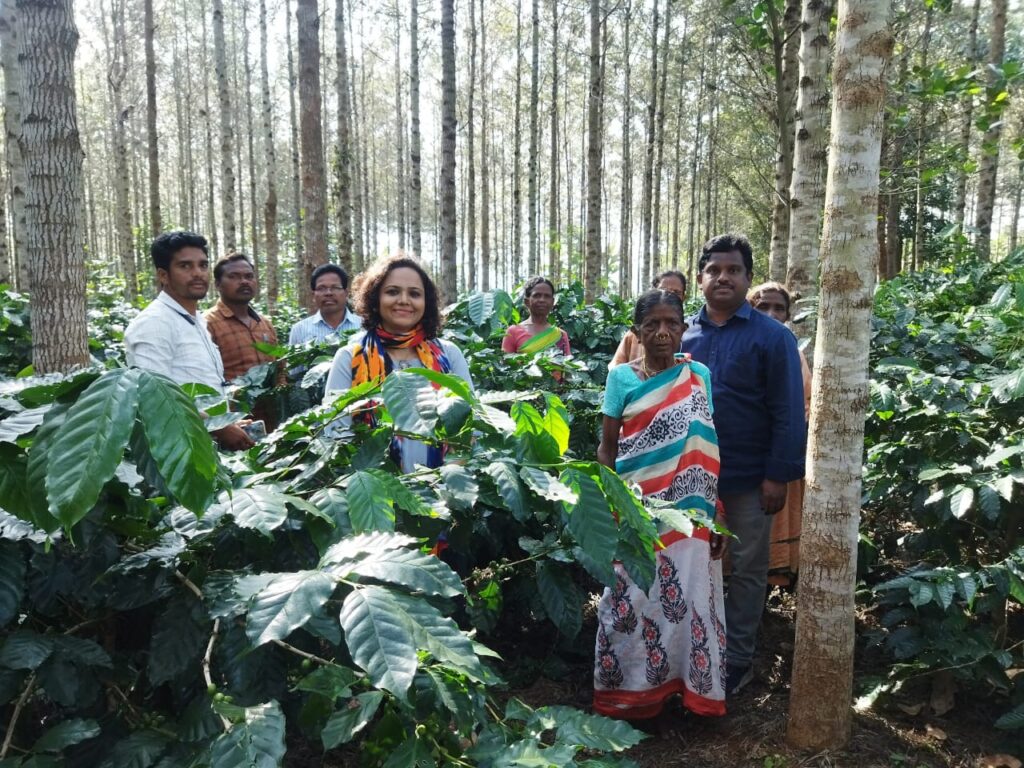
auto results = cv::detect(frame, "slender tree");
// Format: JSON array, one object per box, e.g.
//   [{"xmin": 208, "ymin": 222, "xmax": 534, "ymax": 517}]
[
  {"xmin": 286, "ymin": 0, "xmax": 303, "ymax": 283},
  {"xmin": 259, "ymin": 0, "xmax": 279, "ymax": 309},
  {"xmin": 144, "ymin": 0, "xmax": 161, "ymax": 234},
  {"xmin": 649, "ymin": 0, "xmax": 672, "ymax": 276},
  {"xmin": 393, "ymin": 1, "xmax": 406, "ymax": 250},
  {"xmin": 952, "ymin": 0, "xmax": 981, "ymax": 232},
  {"xmin": 0, "ymin": 0, "xmax": 28, "ymax": 289},
  {"xmin": 512, "ymin": 0, "xmax": 523, "ymax": 282},
  {"xmin": 788, "ymin": 0, "xmax": 893, "ymax": 749},
  {"xmin": 767, "ymin": 0, "xmax": 801, "ymax": 281},
  {"xmin": 212, "ymin": 0, "xmax": 236, "ymax": 252},
  {"xmin": 17, "ymin": 0, "xmax": 89, "ymax": 372},
  {"xmin": 334, "ymin": 0, "xmax": 353, "ymax": 270},
  {"xmin": 973, "ymin": 0, "xmax": 1007, "ymax": 261},
  {"xmin": 912, "ymin": 4, "xmax": 932, "ymax": 271},
  {"xmin": 639, "ymin": 0, "xmax": 660, "ymax": 286},
  {"xmin": 527, "ymin": 0, "xmax": 540, "ymax": 275},
  {"xmin": 547, "ymin": 0, "xmax": 559, "ymax": 279},
  {"xmin": 618, "ymin": 0, "xmax": 632, "ymax": 297},
  {"xmin": 105, "ymin": 0, "xmax": 137, "ymax": 300},
  {"xmin": 479, "ymin": 0, "xmax": 490, "ymax": 290},
  {"xmin": 786, "ymin": 0, "xmax": 833, "ymax": 347},
  {"xmin": 242, "ymin": 0, "xmax": 259, "ymax": 267},
  {"xmin": 409, "ymin": 0, "xmax": 421, "ymax": 258},
  {"xmin": 201, "ymin": 0, "xmax": 217, "ymax": 253},
  {"xmin": 297, "ymin": 0, "xmax": 328, "ymax": 308},
  {"xmin": 466, "ymin": 0, "xmax": 477, "ymax": 289},
  {"xmin": 439, "ymin": 0, "xmax": 457, "ymax": 300},
  {"xmin": 584, "ymin": 0, "xmax": 603, "ymax": 300}
]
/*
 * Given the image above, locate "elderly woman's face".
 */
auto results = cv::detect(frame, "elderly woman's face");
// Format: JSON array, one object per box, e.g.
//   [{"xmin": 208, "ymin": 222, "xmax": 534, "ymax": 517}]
[
  {"xmin": 752, "ymin": 289, "xmax": 789, "ymax": 324},
  {"xmin": 637, "ymin": 302, "xmax": 685, "ymax": 359},
  {"xmin": 379, "ymin": 267, "xmax": 426, "ymax": 334}
]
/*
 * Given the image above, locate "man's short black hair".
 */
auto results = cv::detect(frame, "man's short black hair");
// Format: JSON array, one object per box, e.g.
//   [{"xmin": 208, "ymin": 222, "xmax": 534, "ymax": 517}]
[
  {"xmin": 213, "ymin": 252, "xmax": 255, "ymax": 282},
  {"xmin": 697, "ymin": 233, "xmax": 754, "ymax": 275},
  {"xmin": 310, "ymin": 263, "xmax": 349, "ymax": 291},
  {"xmin": 151, "ymin": 230, "xmax": 209, "ymax": 271}
]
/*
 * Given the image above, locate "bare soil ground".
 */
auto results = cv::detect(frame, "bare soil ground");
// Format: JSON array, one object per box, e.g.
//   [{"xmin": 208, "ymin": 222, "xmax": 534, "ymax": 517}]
[{"xmin": 507, "ymin": 589, "xmax": 1019, "ymax": 768}]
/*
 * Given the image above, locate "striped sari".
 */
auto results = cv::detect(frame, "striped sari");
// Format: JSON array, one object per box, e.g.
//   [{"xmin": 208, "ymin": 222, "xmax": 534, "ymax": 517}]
[{"xmin": 593, "ymin": 358, "xmax": 727, "ymax": 719}]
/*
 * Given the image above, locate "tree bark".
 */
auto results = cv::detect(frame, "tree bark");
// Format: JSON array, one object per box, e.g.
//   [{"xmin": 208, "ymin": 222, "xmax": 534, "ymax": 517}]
[
  {"xmin": 787, "ymin": 0, "xmax": 893, "ymax": 750},
  {"xmin": 479, "ymin": 0, "xmax": 490, "ymax": 290},
  {"xmin": 768, "ymin": 0, "xmax": 801, "ymax": 282},
  {"xmin": 466, "ymin": 0, "xmax": 477, "ymax": 288},
  {"xmin": 242, "ymin": 0, "xmax": 259, "ymax": 269},
  {"xmin": 785, "ymin": 0, "xmax": 832, "ymax": 348},
  {"xmin": 16, "ymin": 0, "xmax": 89, "ymax": 373},
  {"xmin": 259, "ymin": 0, "xmax": 279, "ymax": 309},
  {"xmin": 297, "ymin": 0, "xmax": 328, "ymax": 309},
  {"xmin": 973, "ymin": 0, "xmax": 1007, "ymax": 261},
  {"xmin": 409, "ymin": 0, "xmax": 421, "ymax": 259},
  {"xmin": 392, "ymin": 2, "xmax": 406, "ymax": 251},
  {"xmin": 650, "ymin": 0, "xmax": 672, "ymax": 277},
  {"xmin": 912, "ymin": 5, "xmax": 932, "ymax": 271},
  {"xmin": 350, "ymin": 3, "xmax": 365, "ymax": 271},
  {"xmin": 201, "ymin": 0, "xmax": 217, "ymax": 253},
  {"xmin": 105, "ymin": 0, "xmax": 137, "ymax": 301},
  {"xmin": 212, "ymin": 0, "xmax": 236, "ymax": 253},
  {"xmin": 144, "ymin": 0, "xmax": 161, "ymax": 235},
  {"xmin": 334, "ymin": 0, "xmax": 353, "ymax": 270},
  {"xmin": 547, "ymin": 0, "xmax": 559, "ymax": 280},
  {"xmin": 0, "ymin": 0, "xmax": 28, "ymax": 290},
  {"xmin": 952, "ymin": 0, "xmax": 980, "ymax": 232},
  {"xmin": 527, "ymin": 0, "xmax": 540, "ymax": 276},
  {"xmin": 439, "ymin": 0, "xmax": 457, "ymax": 301},
  {"xmin": 639, "ymin": 0, "xmax": 659, "ymax": 287},
  {"xmin": 584, "ymin": 0, "xmax": 603, "ymax": 300},
  {"xmin": 512, "ymin": 0, "xmax": 523, "ymax": 282},
  {"xmin": 286, "ymin": 0, "xmax": 303, "ymax": 288},
  {"xmin": 618, "ymin": 0, "xmax": 632, "ymax": 297}
]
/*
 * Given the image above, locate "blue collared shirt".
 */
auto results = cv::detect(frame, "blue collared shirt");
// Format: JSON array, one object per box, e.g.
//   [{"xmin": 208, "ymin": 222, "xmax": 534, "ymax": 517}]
[
  {"xmin": 681, "ymin": 302, "xmax": 806, "ymax": 494},
  {"xmin": 287, "ymin": 309, "xmax": 363, "ymax": 346}
]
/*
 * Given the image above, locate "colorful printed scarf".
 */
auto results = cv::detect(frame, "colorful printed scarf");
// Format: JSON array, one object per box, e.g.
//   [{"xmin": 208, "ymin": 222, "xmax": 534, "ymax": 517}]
[{"xmin": 350, "ymin": 325, "xmax": 452, "ymax": 468}]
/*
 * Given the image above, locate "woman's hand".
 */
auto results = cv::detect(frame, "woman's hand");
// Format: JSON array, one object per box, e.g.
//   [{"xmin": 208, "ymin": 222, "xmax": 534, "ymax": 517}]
[{"xmin": 709, "ymin": 532, "xmax": 726, "ymax": 561}]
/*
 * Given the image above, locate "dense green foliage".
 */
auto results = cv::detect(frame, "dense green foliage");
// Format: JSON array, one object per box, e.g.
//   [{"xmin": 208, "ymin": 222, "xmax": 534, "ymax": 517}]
[{"xmin": 861, "ymin": 252, "xmax": 1024, "ymax": 728}]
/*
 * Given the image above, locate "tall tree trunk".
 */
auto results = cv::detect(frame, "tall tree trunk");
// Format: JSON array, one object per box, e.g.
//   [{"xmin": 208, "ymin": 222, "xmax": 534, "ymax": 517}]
[
  {"xmin": 286, "ymin": 0, "xmax": 303, "ymax": 287},
  {"xmin": 618, "ymin": 0, "xmax": 632, "ymax": 297},
  {"xmin": 686, "ymin": 51, "xmax": 706, "ymax": 286},
  {"xmin": 912, "ymin": 5, "xmax": 932, "ymax": 271},
  {"xmin": 232, "ymin": 20, "xmax": 247, "ymax": 254},
  {"xmin": 17, "ymin": 0, "xmax": 89, "ymax": 372},
  {"xmin": 547, "ymin": 0, "xmax": 559, "ymax": 279},
  {"xmin": 144, "ymin": 0, "xmax": 161, "ymax": 235},
  {"xmin": 334, "ymin": 0, "xmax": 353, "ymax": 270},
  {"xmin": 201, "ymin": 0, "xmax": 217, "ymax": 253},
  {"xmin": 639, "ymin": 0, "xmax": 660, "ymax": 287},
  {"xmin": 768, "ymin": 0, "xmax": 801, "ymax": 281},
  {"xmin": 512, "ymin": 0, "xmax": 523, "ymax": 282},
  {"xmin": 479, "ymin": 0, "xmax": 490, "ymax": 290},
  {"xmin": 242, "ymin": 0, "xmax": 259, "ymax": 269},
  {"xmin": 0, "ymin": 0, "xmax": 28, "ymax": 290},
  {"xmin": 297, "ymin": 0, "xmax": 327, "ymax": 309},
  {"xmin": 787, "ymin": 0, "xmax": 893, "ymax": 749},
  {"xmin": 953, "ymin": 0, "xmax": 981, "ymax": 232},
  {"xmin": 350, "ymin": 3, "xmax": 365, "ymax": 270},
  {"xmin": 527, "ymin": 0, "xmax": 540, "ymax": 276},
  {"xmin": 106, "ymin": 0, "xmax": 137, "ymax": 301},
  {"xmin": 212, "ymin": 0, "xmax": 236, "ymax": 253},
  {"xmin": 650, "ymin": 0, "xmax": 672, "ymax": 277},
  {"xmin": 669, "ymin": 62, "xmax": 684, "ymax": 270},
  {"xmin": 408, "ymin": 0, "xmax": 421, "ymax": 259},
  {"xmin": 973, "ymin": 0, "xmax": 1007, "ymax": 261},
  {"xmin": 466, "ymin": 0, "xmax": 477, "ymax": 288},
  {"xmin": 584, "ymin": 0, "xmax": 603, "ymax": 300},
  {"xmin": 786, "ymin": 0, "xmax": 832, "ymax": 348},
  {"xmin": 259, "ymin": 0, "xmax": 279, "ymax": 309},
  {"xmin": 393, "ymin": 2, "xmax": 406, "ymax": 250},
  {"xmin": 439, "ymin": 0, "xmax": 457, "ymax": 300}
]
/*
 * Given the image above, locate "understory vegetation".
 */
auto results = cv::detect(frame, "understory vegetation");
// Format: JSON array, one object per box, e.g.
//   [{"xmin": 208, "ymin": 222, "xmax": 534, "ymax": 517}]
[{"xmin": 0, "ymin": 256, "xmax": 1023, "ymax": 764}]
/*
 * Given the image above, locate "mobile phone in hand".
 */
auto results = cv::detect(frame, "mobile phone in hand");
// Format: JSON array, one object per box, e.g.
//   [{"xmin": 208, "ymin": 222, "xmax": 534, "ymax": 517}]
[{"xmin": 242, "ymin": 420, "xmax": 267, "ymax": 441}]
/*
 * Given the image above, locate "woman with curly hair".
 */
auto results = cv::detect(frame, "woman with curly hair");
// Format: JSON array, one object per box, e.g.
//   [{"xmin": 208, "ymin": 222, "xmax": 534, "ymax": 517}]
[
  {"xmin": 501, "ymin": 276, "xmax": 571, "ymax": 356},
  {"xmin": 324, "ymin": 254, "xmax": 474, "ymax": 472}
]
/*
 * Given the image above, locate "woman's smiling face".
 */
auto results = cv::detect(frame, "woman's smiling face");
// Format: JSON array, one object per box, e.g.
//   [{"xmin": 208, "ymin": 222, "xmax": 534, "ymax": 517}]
[{"xmin": 378, "ymin": 267, "xmax": 426, "ymax": 334}]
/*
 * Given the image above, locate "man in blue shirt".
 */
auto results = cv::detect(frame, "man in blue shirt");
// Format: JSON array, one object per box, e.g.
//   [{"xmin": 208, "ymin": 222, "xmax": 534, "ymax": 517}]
[
  {"xmin": 681, "ymin": 233, "xmax": 806, "ymax": 696},
  {"xmin": 288, "ymin": 264, "xmax": 363, "ymax": 345}
]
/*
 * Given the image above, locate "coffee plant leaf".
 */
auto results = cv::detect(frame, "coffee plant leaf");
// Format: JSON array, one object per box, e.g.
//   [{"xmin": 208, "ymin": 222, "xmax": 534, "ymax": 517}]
[
  {"xmin": 343, "ymin": 471, "xmax": 396, "ymax": 532},
  {"xmin": 293, "ymin": 664, "xmax": 359, "ymax": 699},
  {"xmin": 343, "ymin": 547, "xmax": 464, "ymax": 598},
  {"xmin": 245, "ymin": 570, "xmax": 337, "ymax": 646},
  {"xmin": 560, "ymin": 469, "xmax": 617, "ymax": 585},
  {"xmin": 339, "ymin": 585, "xmax": 419, "ymax": 699},
  {"xmin": 0, "ymin": 405, "xmax": 49, "ymax": 444},
  {"xmin": 137, "ymin": 371, "xmax": 218, "ymax": 514},
  {"xmin": 535, "ymin": 561, "xmax": 582, "ymax": 640},
  {"xmin": 320, "ymin": 532, "xmax": 419, "ymax": 569},
  {"xmin": 210, "ymin": 488, "xmax": 290, "ymax": 535},
  {"xmin": 96, "ymin": 729, "xmax": 170, "ymax": 768},
  {"xmin": 381, "ymin": 734, "xmax": 435, "ymax": 768},
  {"xmin": 321, "ymin": 691, "xmax": 384, "ymax": 749},
  {"xmin": 530, "ymin": 706, "xmax": 645, "ymax": 751},
  {"xmin": 484, "ymin": 461, "xmax": 530, "ymax": 521},
  {"xmin": 0, "ymin": 539, "xmax": 25, "ymax": 627},
  {"xmin": 33, "ymin": 718, "xmax": 101, "ymax": 753},
  {"xmin": 383, "ymin": 372, "xmax": 440, "ymax": 436},
  {"xmin": 207, "ymin": 700, "xmax": 286, "ymax": 768}
]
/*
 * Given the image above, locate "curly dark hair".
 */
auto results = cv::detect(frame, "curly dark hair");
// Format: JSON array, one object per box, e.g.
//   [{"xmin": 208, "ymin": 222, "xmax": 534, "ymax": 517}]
[
  {"xmin": 150, "ymin": 230, "xmax": 208, "ymax": 271},
  {"xmin": 353, "ymin": 255, "xmax": 442, "ymax": 339},
  {"xmin": 522, "ymin": 275, "xmax": 555, "ymax": 301},
  {"xmin": 633, "ymin": 288, "xmax": 685, "ymax": 330}
]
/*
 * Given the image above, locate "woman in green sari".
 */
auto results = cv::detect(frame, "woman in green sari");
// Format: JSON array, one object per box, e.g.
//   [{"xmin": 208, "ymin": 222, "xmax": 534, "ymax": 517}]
[{"xmin": 502, "ymin": 276, "xmax": 571, "ymax": 356}]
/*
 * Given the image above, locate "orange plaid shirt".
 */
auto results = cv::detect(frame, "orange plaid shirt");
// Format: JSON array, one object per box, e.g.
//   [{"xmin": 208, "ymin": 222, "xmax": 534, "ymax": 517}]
[{"xmin": 204, "ymin": 300, "xmax": 281, "ymax": 382}]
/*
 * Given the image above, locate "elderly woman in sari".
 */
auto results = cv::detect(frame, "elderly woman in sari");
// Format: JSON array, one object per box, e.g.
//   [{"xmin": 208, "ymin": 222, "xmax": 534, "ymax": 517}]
[
  {"xmin": 593, "ymin": 289, "xmax": 727, "ymax": 721},
  {"xmin": 501, "ymin": 276, "xmax": 571, "ymax": 357}
]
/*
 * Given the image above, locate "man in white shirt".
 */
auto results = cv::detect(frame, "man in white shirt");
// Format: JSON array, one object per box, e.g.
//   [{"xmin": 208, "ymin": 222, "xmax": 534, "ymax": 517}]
[
  {"xmin": 125, "ymin": 230, "xmax": 254, "ymax": 451},
  {"xmin": 287, "ymin": 264, "xmax": 363, "ymax": 345}
]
